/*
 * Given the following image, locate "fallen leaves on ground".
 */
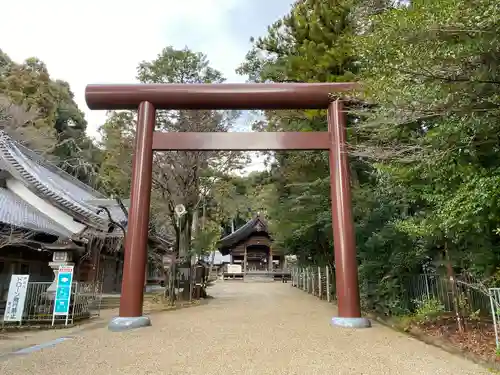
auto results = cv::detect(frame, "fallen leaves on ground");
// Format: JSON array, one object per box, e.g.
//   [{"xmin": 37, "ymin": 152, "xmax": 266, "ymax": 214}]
[{"xmin": 411, "ymin": 317, "xmax": 499, "ymax": 363}]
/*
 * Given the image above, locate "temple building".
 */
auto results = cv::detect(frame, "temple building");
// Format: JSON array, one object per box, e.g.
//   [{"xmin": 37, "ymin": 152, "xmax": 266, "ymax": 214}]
[
  {"xmin": 0, "ymin": 131, "xmax": 170, "ymax": 307},
  {"xmin": 218, "ymin": 215, "xmax": 287, "ymax": 276}
]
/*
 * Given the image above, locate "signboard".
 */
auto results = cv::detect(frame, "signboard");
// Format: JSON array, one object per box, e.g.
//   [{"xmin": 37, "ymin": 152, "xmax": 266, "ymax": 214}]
[
  {"xmin": 226, "ymin": 264, "xmax": 242, "ymax": 274},
  {"xmin": 3, "ymin": 274, "xmax": 30, "ymax": 322},
  {"xmin": 52, "ymin": 265, "xmax": 74, "ymax": 325}
]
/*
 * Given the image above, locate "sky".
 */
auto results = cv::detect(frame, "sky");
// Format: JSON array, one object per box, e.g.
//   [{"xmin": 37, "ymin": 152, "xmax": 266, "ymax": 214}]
[
  {"xmin": 2, "ymin": 0, "xmax": 293, "ymax": 262},
  {"xmin": 1, "ymin": 0, "xmax": 292, "ymax": 138}
]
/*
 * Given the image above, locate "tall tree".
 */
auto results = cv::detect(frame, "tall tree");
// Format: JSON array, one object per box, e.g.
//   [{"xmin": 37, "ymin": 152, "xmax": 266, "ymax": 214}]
[
  {"xmin": 240, "ymin": 0, "xmax": 500, "ymax": 317},
  {"xmin": 357, "ymin": 0, "xmax": 500, "ymax": 277},
  {"xmin": 0, "ymin": 49, "xmax": 100, "ymax": 185},
  {"xmin": 238, "ymin": 0, "xmax": 360, "ymax": 266},
  {"xmin": 99, "ymin": 47, "xmax": 246, "ymax": 261}
]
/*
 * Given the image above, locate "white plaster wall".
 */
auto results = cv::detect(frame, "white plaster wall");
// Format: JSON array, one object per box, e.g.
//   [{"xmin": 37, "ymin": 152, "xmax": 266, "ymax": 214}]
[{"xmin": 7, "ymin": 179, "xmax": 86, "ymax": 234}]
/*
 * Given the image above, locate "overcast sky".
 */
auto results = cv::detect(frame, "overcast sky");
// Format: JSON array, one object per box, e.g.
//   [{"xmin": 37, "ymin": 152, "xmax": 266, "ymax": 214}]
[{"xmin": 2, "ymin": 0, "xmax": 292, "ymax": 139}]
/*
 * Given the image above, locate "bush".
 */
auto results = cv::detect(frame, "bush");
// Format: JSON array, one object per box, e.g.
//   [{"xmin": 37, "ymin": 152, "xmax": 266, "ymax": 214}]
[{"xmin": 413, "ymin": 297, "xmax": 445, "ymax": 323}]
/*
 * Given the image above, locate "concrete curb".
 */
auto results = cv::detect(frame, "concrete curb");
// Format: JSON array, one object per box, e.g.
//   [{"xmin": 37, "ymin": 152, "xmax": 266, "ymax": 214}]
[
  {"xmin": 0, "ymin": 323, "xmax": 77, "ymax": 333},
  {"xmin": 0, "ymin": 298, "xmax": 209, "ymax": 334},
  {"xmin": 145, "ymin": 298, "xmax": 209, "ymax": 316}
]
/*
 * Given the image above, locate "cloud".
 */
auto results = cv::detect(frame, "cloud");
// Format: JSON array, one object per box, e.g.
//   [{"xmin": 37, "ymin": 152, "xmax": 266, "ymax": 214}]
[
  {"xmin": 1, "ymin": 0, "xmax": 292, "ymax": 155},
  {"xmin": 2, "ymin": 0, "xmax": 244, "ymax": 135}
]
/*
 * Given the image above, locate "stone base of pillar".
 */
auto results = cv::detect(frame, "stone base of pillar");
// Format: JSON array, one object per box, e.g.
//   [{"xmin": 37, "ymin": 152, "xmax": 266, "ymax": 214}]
[
  {"xmin": 330, "ymin": 316, "xmax": 371, "ymax": 328},
  {"xmin": 108, "ymin": 316, "xmax": 152, "ymax": 332}
]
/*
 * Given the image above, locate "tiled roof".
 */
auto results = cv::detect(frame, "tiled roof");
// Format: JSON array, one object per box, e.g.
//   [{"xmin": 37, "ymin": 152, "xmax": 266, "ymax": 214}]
[
  {"xmin": 0, "ymin": 187, "xmax": 72, "ymax": 237},
  {"xmin": 217, "ymin": 215, "xmax": 270, "ymax": 255},
  {"xmin": 0, "ymin": 131, "xmax": 127, "ymax": 236}
]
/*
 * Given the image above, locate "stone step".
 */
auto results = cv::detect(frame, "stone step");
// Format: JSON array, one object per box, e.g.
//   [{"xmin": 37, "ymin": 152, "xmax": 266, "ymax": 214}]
[
  {"xmin": 100, "ymin": 296, "xmax": 121, "ymax": 310},
  {"xmin": 99, "ymin": 293, "xmax": 162, "ymax": 310},
  {"xmin": 244, "ymin": 275, "xmax": 275, "ymax": 283}
]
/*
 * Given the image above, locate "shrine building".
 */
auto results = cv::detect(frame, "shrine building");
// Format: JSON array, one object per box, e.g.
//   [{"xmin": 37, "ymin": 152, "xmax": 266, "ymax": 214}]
[{"xmin": 218, "ymin": 215, "xmax": 290, "ymax": 281}]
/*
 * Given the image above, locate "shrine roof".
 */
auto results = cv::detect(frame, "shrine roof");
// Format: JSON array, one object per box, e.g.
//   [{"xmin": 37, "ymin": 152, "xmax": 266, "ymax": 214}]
[
  {"xmin": 0, "ymin": 187, "xmax": 72, "ymax": 237},
  {"xmin": 0, "ymin": 131, "xmax": 127, "ymax": 238},
  {"xmin": 218, "ymin": 215, "xmax": 270, "ymax": 255}
]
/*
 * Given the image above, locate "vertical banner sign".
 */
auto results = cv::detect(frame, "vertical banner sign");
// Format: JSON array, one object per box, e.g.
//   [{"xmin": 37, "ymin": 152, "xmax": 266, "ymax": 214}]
[
  {"xmin": 3, "ymin": 274, "xmax": 30, "ymax": 322},
  {"xmin": 52, "ymin": 265, "xmax": 74, "ymax": 326}
]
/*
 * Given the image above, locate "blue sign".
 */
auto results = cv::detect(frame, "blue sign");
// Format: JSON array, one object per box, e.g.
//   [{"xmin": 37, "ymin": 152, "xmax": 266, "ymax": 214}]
[
  {"xmin": 53, "ymin": 266, "xmax": 74, "ymax": 316},
  {"xmin": 54, "ymin": 299, "xmax": 70, "ymax": 314}
]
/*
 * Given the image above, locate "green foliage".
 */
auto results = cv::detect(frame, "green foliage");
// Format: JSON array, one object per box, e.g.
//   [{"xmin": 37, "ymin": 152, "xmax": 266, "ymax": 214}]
[
  {"xmin": 238, "ymin": 0, "xmax": 358, "ymax": 83},
  {"xmin": 240, "ymin": 0, "xmax": 500, "ymax": 315},
  {"xmin": 98, "ymin": 111, "xmax": 135, "ymax": 197},
  {"xmin": 99, "ymin": 46, "xmax": 246, "ymax": 257},
  {"xmin": 0, "ymin": 49, "xmax": 100, "ymax": 185},
  {"xmin": 357, "ymin": 0, "xmax": 500, "ymax": 278},
  {"xmin": 413, "ymin": 298, "xmax": 445, "ymax": 323},
  {"xmin": 191, "ymin": 221, "xmax": 220, "ymax": 257},
  {"xmin": 137, "ymin": 46, "xmax": 225, "ymax": 84}
]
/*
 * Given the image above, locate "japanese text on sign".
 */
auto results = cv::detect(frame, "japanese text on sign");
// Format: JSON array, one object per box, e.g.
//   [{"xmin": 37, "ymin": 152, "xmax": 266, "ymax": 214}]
[
  {"xmin": 3, "ymin": 274, "xmax": 30, "ymax": 322},
  {"xmin": 53, "ymin": 265, "xmax": 74, "ymax": 317}
]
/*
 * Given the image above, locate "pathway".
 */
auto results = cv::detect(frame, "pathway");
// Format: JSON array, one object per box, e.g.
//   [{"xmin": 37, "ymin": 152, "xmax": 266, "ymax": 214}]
[{"xmin": 0, "ymin": 282, "xmax": 492, "ymax": 375}]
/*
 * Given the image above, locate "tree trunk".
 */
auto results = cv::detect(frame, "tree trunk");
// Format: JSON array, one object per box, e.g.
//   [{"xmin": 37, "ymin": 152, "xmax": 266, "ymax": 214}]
[
  {"xmin": 204, "ymin": 201, "xmax": 216, "ymax": 279},
  {"xmin": 166, "ymin": 262, "xmax": 177, "ymax": 305},
  {"xmin": 444, "ymin": 241, "xmax": 465, "ymax": 333},
  {"xmin": 178, "ymin": 212, "xmax": 192, "ymax": 259},
  {"xmin": 178, "ymin": 212, "xmax": 194, "ymax": 301},
  {"xmin": 208, "ymin": 251, "xmax": 216, "ymax": 279}
]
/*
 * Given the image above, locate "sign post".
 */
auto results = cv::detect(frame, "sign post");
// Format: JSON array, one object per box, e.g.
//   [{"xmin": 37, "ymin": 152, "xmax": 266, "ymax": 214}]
[
  {"xmin": 52, "ymin": 265, "xmax": 74, "ymax": 326},
  {"xmin": 3, "ymin": 274, "xmax": 30, "ymax": 324}
]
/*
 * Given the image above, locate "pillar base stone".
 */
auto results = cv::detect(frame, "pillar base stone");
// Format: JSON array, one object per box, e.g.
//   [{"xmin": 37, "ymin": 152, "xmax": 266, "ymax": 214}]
[
  {"xmin": 331, "ymin": 316, "xmax": 371, "ymax": 328},
  {"xmin": 108, "ymin": 316, "xmax": 151, "ymax": 332}
]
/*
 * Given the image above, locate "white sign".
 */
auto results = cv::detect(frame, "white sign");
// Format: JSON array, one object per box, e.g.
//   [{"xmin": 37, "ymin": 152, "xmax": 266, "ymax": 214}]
[
  {"xmin": 3, "ymin": 274, "xmax": 30, "ymax": 322},
  {"xmin": 226, "ymin": 264, "xmax": 242, "ymax": 274},
  {"xmin": 174, "ymin": 204, "xmax": 186, "ymax": 217}
]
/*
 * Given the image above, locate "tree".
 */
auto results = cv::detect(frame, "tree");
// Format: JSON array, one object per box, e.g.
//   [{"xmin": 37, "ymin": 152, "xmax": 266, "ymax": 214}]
[
  {"xmin": 0, "ymin": 226, "xmax": 38, "ymax": 250},
  {"xmin": 237, "ymin": 0, "xmax": 438, "ymax": 315},
  {"xmin": 354, "ymin": 0, "xmax": 500, "ymax": 327},
  {"xmin": 139, "ymin": 47, "xmax": 246, "ymax": 259},
  {"xmin": 0, "ymin": 50, "xmax": 101, "ymax": 185},
  {"xmin": 357, "ymin": 0, "xmax": 500, "ymax": 273},
  {"xmin": 238, "ymin": 0, "xmax": 361, "ymax": 268},
  {"xmin": 0, "ymin": 94, "xmax": 49, "ymax": 149},
  {"xmin": 241, "ymin": 0, "xmax": 500, "ymax": 320},
  {"xmin": 99, "ymin": 46, "xmax": 247, "ymax": 299},
  {"xmin": 98, "ymin": 112, "xmax": 136, "ymax": 197}
]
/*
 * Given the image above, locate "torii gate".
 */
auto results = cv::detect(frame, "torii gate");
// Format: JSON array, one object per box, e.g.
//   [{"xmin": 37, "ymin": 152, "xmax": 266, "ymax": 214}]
[{"xmin": 85, "ymin": 83, "xmax": 371, "ymax": 331}]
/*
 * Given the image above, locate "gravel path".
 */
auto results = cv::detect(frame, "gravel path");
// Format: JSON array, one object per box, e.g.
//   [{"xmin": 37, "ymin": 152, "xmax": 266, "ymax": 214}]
[{"xmin": 0, "ymin": 282, "xmax": 491, "ymax": 375}]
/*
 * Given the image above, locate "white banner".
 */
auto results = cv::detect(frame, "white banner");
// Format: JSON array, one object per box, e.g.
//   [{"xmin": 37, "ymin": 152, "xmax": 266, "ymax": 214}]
[
  {"xmin": 226, "ymin": 264, "xmax": 242, "ymax": 274},
  {"xmin": 3, "ymin": 274, "xmax": 30, "ymax": 322}
]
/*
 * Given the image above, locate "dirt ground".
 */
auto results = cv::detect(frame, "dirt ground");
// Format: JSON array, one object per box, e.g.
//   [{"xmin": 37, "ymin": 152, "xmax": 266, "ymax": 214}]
[
  {"xmin": 0, "ymin": 309, "xmax": 114, "ymax": 354},
  {"xmin": 408, "ymin": 316, "xmax": 500, "ymax": 364},
  {"xmin": 0, "ymin": 282, "xmax": 492, "ymax": 375}
]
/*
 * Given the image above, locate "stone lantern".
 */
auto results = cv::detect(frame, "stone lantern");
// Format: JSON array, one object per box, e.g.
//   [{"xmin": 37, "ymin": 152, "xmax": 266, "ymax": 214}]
[{"xmin": 44, "ymin": 239, "xmax": 83, "ymax": 298}]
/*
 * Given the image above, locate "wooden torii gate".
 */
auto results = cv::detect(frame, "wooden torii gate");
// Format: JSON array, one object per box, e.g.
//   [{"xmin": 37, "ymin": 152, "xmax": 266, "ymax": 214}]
[{"xmin": 85, "ymin": 83, "xmax": 371, "ymax": 331}]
